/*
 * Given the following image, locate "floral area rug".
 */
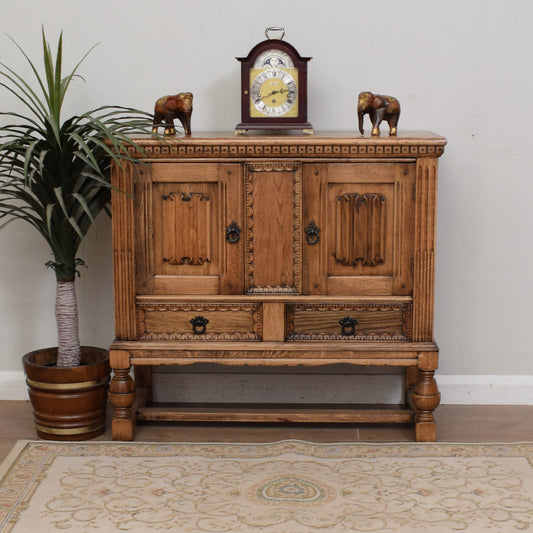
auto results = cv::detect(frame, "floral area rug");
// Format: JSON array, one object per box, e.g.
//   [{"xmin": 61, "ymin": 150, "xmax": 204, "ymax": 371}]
[{"xmin": 0, "ymin": 440, "xmax": 532, "ymax": 532}]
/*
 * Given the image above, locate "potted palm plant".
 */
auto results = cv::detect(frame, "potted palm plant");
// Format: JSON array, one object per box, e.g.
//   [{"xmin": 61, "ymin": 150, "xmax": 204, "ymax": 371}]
[{"xmin": 0, "ymin": 30, "xmax": 152, "ymax": 439}]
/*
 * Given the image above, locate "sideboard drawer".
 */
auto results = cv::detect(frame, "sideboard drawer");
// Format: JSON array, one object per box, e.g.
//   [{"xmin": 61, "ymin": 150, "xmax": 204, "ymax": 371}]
[
  {"xmin": 137, "ymin": 303, "xmax": 262, "ymax": 340},
  {"xmin": 286, "ymin": 303, "xmax": 411, "ymax": 341}
]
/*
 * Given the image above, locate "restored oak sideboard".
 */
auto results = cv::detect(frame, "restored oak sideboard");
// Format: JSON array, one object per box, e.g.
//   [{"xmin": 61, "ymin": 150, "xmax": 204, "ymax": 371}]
[{"xmin": 108, "ymin": 131, "xmax": 446, "ymax": 441}]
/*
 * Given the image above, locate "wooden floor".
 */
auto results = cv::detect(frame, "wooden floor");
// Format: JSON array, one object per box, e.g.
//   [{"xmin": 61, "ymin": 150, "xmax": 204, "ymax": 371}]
[{"xmin": 1, "ymin": 401, "xmax": 533, "ymax": 463}]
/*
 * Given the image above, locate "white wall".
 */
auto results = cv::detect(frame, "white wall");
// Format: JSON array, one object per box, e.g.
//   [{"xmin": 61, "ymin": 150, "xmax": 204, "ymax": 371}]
[{"xmin": 1, "ymin": 0, "xmax": 532, "ymax": 401}]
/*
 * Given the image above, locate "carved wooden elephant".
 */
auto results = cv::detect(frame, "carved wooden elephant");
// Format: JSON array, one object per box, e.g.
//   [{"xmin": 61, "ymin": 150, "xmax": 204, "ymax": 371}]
[
  {"xmin": 152, "ymin": 92, "xmax": 193, "ymax": 136},
  {"xmin": 357, "ymin": 91, "xmax": 400, "ymax": 136}
]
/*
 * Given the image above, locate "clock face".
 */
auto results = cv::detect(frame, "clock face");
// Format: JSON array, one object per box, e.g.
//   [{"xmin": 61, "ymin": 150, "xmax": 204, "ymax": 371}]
[{"xmin": 249, "ymin": 66, "xmax": 298, "ymax": 117}]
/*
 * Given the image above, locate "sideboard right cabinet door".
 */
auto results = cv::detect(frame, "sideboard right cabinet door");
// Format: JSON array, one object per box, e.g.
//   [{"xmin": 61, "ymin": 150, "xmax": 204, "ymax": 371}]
[{"xmin": 303, "ymin": 163, "xmax": 415, "ymax": 296}]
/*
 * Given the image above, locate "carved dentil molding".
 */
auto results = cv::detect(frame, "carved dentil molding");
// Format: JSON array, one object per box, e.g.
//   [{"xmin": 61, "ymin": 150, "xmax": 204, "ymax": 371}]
[{"xmin": 124, "ymin": 142, "xmax": 445, "ymax": 159}]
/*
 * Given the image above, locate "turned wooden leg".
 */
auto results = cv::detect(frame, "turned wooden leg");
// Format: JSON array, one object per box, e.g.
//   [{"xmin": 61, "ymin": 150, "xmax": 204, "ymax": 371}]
[
  {"xmin": 409, "ymin": 352, "xmax": 440, "ymax": 442},
  {"xmin": 109, "ymin": 350, "xmax": 136, "ymax": 441}
]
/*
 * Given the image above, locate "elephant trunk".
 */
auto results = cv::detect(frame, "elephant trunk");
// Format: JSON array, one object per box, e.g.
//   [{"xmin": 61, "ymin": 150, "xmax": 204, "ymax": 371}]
[{"xmin": 358, "ymin": 109, "xmax": 364, "ymax": 135}]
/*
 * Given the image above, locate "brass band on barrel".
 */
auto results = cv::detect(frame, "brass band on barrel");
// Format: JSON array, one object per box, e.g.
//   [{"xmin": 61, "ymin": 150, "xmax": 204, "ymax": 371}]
[
  {"xmin": 35, "ymin": 423, "xmax": 104, "ymax": 436},
  {"xmin": 26, "ymin": 377, "xmax": 108, "ymax": 390}
]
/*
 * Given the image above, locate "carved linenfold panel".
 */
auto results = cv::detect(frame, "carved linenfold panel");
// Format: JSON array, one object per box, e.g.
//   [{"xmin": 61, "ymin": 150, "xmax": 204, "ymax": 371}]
[
  {"xmin": 245, "ymin": 163, "xmax": 302, "ymax": 294},
  {"xmin": 286, "ymin": 303, "xmax": 412, "ymax": 341},
  {"xmin": 334, "ymin": 192, "xmax": 386, "ymax": 267},
  {"xmin": 137, "ymin": 303, "xmax": 263, "ymax": 341},
  {"xmin": 160, "ymin": 187, "xmax": 214, "ymax": 268}
]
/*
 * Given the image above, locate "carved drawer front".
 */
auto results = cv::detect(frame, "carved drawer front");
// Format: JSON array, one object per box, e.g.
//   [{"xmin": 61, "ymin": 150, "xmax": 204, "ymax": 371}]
[
  {"xmin": 137, "ymin": 303, "xmax": 262, "ymax": 341},
  {"xmin": 286, "ymin": 303, "xmax": 412, "ymax": 341}
]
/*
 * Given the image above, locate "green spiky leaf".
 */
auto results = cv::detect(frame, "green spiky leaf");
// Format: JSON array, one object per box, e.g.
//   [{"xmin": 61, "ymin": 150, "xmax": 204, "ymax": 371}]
[{"xmin": 1, "ymin": 29, "xmax": 154, "ymax": 279}]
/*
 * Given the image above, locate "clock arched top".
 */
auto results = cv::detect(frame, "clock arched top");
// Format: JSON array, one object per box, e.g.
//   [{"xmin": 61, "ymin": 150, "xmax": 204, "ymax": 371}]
[{"xmin": 237, "ymin": 39, "xmax": 312, "ymax": 68}]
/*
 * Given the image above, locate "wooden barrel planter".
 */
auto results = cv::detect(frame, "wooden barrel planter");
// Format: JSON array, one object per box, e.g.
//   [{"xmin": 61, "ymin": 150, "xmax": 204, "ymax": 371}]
[{"xmin": 23, "ymin": 346, "xmax": 110, "ymax": 440}]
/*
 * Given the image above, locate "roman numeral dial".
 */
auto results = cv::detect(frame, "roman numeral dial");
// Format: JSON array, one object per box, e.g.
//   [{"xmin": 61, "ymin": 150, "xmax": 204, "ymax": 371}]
[{"xmin": 250, "ymin": 68, "xmax": 298, "ymax": 117}]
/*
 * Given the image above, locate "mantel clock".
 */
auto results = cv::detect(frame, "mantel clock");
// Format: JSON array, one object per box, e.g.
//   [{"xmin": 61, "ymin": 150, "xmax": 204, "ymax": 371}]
[{"xmin": 235, "ymin": 27, "xmax": 313, "ymax": 135}]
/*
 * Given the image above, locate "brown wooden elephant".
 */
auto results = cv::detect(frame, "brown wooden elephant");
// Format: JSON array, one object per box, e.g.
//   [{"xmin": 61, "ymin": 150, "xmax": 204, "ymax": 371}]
[
  {"xmin": 357, "ymin": 91, "xmax": 400, "ymax": 136},
  {"xmin": 152, "ymin": 92, "xmax": 193, "ymax": 136}
]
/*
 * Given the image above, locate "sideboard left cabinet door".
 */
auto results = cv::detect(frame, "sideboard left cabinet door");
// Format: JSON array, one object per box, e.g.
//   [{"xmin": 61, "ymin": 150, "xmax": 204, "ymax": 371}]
[{"xmin": 135, "ymin": 162, "xmax": 243, "ymax": 295}]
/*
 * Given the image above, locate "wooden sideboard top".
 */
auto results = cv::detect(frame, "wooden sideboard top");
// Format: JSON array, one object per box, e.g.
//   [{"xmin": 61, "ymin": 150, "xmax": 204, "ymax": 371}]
[{"xmin": 115, "ymin": 131, "xmax": 446, "ymax": 159}]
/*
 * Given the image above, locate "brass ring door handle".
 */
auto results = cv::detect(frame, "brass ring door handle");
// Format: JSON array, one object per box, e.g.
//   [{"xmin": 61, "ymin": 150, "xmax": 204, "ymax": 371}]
[
  {"xmin": 225, "ymin": 221, "xmax": 241, "ymax": 244},
  {"xmin": 305, "ymin": 220, "xmax": 320, "ymax": 245}
]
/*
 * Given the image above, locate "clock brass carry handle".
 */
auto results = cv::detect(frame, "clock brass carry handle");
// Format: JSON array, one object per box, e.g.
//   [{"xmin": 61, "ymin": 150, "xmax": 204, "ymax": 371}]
[
  {"xmin": 265, "ymin": 27, "xmax": 285, "ymax": 40},
  {"xmin": 339, "ymin": 317, "xmax": 358, "ymax": 336},
  {"xmin": 225, "ymin": 220, "xmax": 241, "ymax": 244},
  {"xmin": 305, "ymin": 220, "xmax": 321, "ymax": 245},
  {"xmin": 190, "ymin": 316, "xmax": 209, "ymax": 335}
]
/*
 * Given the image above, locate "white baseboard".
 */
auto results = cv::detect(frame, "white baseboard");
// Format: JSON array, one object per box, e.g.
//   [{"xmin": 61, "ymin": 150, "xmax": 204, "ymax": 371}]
[
  {"xmin": 436, "ymin": 375, "xmax": 533, "ymax": 405},
  {"xmin": 1, "ymin": 371, "xmax": 532, "ymax": 405},
  {"xmin": 0, "ymin": 372, "xmax": 28, "ymax": 400}
]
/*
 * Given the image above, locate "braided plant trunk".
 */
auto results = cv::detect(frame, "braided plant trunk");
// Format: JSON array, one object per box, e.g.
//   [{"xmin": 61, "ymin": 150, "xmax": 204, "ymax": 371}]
[{"xmin": 55, "ymin": 280, "xmax": 81, "ymax": 367}]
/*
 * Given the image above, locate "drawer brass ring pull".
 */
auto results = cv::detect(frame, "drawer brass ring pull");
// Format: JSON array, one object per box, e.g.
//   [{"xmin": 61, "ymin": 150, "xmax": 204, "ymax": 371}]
[
  {"xmin": 190, "ymin": 316, "xmax": 209, "ymax": 335},
  {"xmin": 339, "ymin": 317, "xmax": 358, "ymax": 336},
  {"xmin": 225, "ymin": 220, "xmax": 241, "ymax": 244},
  {"xmin": 305, "ymin": 220, "xmax": 321, "ymax": 245}
]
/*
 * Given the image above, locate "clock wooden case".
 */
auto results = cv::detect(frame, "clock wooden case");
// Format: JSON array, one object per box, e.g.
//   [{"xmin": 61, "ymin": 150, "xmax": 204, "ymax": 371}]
[
  {"xmin": 109, "ymin": 131, "xmax": 446, "ymax": 442},
  {"xmin": 235, "ymin": 33, "xmax": 313, "ymax": 134}
]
